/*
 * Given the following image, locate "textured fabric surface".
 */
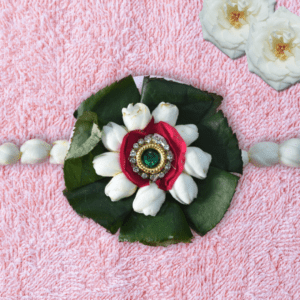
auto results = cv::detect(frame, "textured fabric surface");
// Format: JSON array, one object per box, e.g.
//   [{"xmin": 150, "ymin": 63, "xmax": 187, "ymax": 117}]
[{"xmin": 1, "ymin": 0, "xmax": 300, "ymax": 299}]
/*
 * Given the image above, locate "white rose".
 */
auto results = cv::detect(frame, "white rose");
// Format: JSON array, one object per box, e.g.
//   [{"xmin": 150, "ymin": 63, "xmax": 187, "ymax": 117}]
[
  {"xmin": 122, "ymin": 103, "xmax": 151, "ymax": 131},
  {"xmin": 246, "ymin": 7, "xmax": 300, "ymax": 91},
  {"xmin": 200, "ymin": 0, "xmax": 276, "ymax": 59},
  {"xmin": 0, "ymin": 143, "xmax": 20, "ymax": 165},
  {"xmin": 20, "ymin": 139, "xmax": 52, "ymax": 164}
]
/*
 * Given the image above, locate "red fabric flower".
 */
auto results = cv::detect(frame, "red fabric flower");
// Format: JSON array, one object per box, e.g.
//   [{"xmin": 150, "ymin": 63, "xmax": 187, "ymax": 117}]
[{"xmin": 119, "ymin": 118, "xmax": 187, "ymax": 191}]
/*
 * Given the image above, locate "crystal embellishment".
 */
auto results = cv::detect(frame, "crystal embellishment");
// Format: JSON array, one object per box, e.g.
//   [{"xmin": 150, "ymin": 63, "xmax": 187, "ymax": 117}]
[{"xmin": 129, "ymin": 133, "xmax": 174, "ymax": 182}]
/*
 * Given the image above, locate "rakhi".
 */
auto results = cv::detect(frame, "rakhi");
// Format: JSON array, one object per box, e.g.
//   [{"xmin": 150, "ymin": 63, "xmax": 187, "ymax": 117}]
[{"xmin": 1, "ymin": 75, "xmax": 299, "ymax": 247}]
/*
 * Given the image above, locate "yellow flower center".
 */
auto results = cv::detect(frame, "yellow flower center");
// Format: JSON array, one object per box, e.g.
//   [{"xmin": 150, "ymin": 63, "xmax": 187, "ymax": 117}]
[
  {"xmin": 274, "ymin": 42, "xmax": 291, "ymax": 61},
  {"xmin": 229, "ymin": 10, "xmax": 246, "ymax": 29}
]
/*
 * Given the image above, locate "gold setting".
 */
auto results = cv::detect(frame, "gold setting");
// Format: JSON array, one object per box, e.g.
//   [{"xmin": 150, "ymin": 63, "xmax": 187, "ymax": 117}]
[{"xmin": 136, "ymin": 143, "xmax": 167, "ymax": 175}]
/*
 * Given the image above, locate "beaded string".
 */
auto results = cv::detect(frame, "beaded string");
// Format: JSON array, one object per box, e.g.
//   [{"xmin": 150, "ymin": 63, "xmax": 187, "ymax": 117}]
[{"xmin": 0, "ymin": 138, "xmax": 299, "ymax": 168}]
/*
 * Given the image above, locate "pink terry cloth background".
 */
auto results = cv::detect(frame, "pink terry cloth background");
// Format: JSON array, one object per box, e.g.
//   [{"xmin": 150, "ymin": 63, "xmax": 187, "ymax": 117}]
[{"xmin": 1, "ymin": 0, "xmax": 300, "ymax": 299}]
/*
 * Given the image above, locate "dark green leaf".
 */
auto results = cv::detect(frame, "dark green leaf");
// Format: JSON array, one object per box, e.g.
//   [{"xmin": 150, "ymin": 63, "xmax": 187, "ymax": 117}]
[
  {"xmin": 63, "ymin": 143, "xmax": 105, "ymax": 191},
  {"xmin": 181, "ymin": 166, "xmax": 239, "ymax": 236},
  {"xmin": 65, "ymin": 111, "xmax": 102, "ymax": 160},
  {"xmin": 63, "ymin": 178, "xmax": 135, "ymax": 234},
  {"xmin": 140, "ymin": 76, "xmax": 219, "ymax": 125},
  {"xmin": 119, "ymin": 196, "xmax": 194, "ymax": 247},
  {"xmin": 63, "ymin": 111, "xmax": 105, "ymax": 191},
  {"xmin": 192, "ymin": 111, "xmax": 243, "ymax": 174},
  {"xmin": 74, "ymin": 75, "xmax": 141, "ymax": 125}
]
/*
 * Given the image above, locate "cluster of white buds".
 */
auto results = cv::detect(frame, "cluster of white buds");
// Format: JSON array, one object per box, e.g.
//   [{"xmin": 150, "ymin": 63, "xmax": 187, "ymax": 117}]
[
  {"xmin": 0, "ymin": 139, "xmax": 69, "ymax": 165},
  {"xmin": 242, "ymin": 138, "xmax": 300, "ymax": 168}
]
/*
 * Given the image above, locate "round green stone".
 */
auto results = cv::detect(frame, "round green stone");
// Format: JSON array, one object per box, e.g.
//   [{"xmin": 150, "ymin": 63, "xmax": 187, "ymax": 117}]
[{"xmin": 141, "ymin": 149, "xmax": 161, "ymax": 169}]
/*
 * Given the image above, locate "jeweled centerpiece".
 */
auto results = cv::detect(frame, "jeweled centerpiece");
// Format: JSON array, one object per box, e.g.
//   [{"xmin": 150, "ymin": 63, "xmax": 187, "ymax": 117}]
[
  {"xmin": 142, "ymin": 149, "xmax": 160, "ymax": 168},
  {"xmin": 129, "ymin": 133, "xmax": 173, "ymax": 182}
]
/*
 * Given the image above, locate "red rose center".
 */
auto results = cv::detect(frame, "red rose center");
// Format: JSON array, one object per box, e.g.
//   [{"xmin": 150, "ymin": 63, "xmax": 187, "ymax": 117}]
[{"xmin": 119, "ymin": 118, "xmax": 187, "ymax": 191}]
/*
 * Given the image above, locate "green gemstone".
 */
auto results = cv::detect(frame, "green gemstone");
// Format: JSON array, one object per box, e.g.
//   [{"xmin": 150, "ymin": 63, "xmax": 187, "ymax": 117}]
[{"xmin": 141, "ymin": 149, "xmax": 161, "ymax": 169}]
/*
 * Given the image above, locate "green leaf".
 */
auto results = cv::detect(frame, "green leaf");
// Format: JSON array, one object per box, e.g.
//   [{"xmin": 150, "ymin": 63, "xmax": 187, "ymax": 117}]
[
  {"xmin": 192, "ymin": 111, "xmax": 243, "ymax": 174},
  {"xmin": 140, "ymin": 76, "xmax": 219, "ymax": 125},
  {"xmin": 65, "ymin": 111, "xmax": 102, "ymax": 160},
  {"xmin": 63, "ymin": 143, "xmax": 105, "ymax": 192},
  {"xmin": 74, "ymin": 75, "xmax": 141, "ymax": 125},
  {"xmin": 63, "ymin": 178, "xmax": 135, "ymax": 234},
  {"xmin": 119, "ymin": 196, "xmax": 194, "ymax": 247},
  {"xmin": 181, "ymin": 166, "xmax": 239, "ymax": 236},
  {"xmin": 63, "ymin": 111, "xmax": 105, "ymax": 192}
]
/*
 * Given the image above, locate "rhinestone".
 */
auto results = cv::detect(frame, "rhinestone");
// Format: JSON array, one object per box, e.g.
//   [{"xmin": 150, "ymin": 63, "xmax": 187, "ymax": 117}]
[
  {"xmin": 130, "ymin": 150, "xmax": 136, "ymax": 156},
  {"xmin": 133, "ymin": 143, "xmax": 139, "ymax": 149},
  {"xmin": 158, "ymin": 172, "xmax": 165, "ymax": 178},
  {"xmin": 150, "ymin": 174, "xmax": 160, "ymax": 182},
  {"xmin": 141, "ymin": 173, "xmax": 148, "ymax": 179},
  {"xmin": 167, "ymin": 151, "xmax": 173, "ymax": 160},
  {"xmin": 145, "ymin": 135, "xmax": 153, "ymax": 143},
  {"xmin": 165, "ymin": 162, "xmax": 171, "ymax": 170},
  {"xmin": 138, "ymin": 139, "xmax": 144, "ymax": 145},
  {"xmin": 133, "ymin": 167, "xmax": 139, "ymax": 173},
  {"xmin": 129, "ymin": 158, "xmax": 136, "ymax": 163},
  {"xmin": 164, "ymin": 144, "xmax": 170, "ymax": 150}
]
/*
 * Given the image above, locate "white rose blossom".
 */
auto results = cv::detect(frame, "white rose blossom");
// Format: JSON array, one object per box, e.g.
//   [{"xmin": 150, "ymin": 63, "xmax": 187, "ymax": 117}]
[
  {"xmin": 199, "ymin": 0, "xmax": 276, "ymax": 59},
  {"xmin": 246, "ymin": 7, "xmax": 300, "ymax": 91},
  {"xmin": 92, "ymin": 102, "xmax": 213, "ymax": 217}
]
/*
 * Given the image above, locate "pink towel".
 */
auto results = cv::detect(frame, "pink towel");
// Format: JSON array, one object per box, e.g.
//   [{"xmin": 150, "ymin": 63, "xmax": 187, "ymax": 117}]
[{"xmin": 1, "ymin": 0, "xmax": 300, "ymax": 299}]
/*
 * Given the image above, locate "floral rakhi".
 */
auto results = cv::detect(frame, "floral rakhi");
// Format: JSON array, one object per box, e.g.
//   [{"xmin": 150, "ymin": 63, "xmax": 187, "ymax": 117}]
[{"xmin": 1, "ymin": 75, "xmax": 300, "ymax": 247}]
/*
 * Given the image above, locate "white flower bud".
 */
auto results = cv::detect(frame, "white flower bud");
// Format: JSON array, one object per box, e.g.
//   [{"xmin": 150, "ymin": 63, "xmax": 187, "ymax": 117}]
[
  {"xmin": 20, "ymin": 139, "xmax": 52, "ymax": 164},
  {"xmin": 102, "ymin": 122, "xmax": 127, "ymax": 152},
  {"xmin": 242, "ymin": 150, "xmax": 249, "ymax": 166},
  {"xmin": 122, "ymin": 103, "xmax": 151, "ymax": 131},
  {"xmin": 279, "ymin": 138, "xmax": 300, "ymax": 167},
  {"xmin": 170, "ymin": 173, "xmax": 198, "ymax": 205},
  {"xmin": 184, "ymin": 147, "xmax": 212, "ymax": 179},
  {"xmin": 105, "ymin": 173, "xmax": 137, "ymax": 201},
  {"xmin": 49, "ymin": 140, "xmax": 70, "ymax": 164},
  {"xmin": 0, "ymin": 143, "xmax": 20, "ymax": 165},
  {"xmin": 132, "ymin": 183, "xmax": 166, "ymax": 216},
  {"xmin": 248, "ymin": 141, "xmax": 279, "ymax": 167},
  {"xmin": 152, "ymin": 102, "xmax": 179, "ymax": 126},
  {"xmin": 175, "ymin": 124, "xmax": 199, "ymax": 146},
  {"xmin": 92, "ymin": 152, "xmax": 121, "ymax": 176}
]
